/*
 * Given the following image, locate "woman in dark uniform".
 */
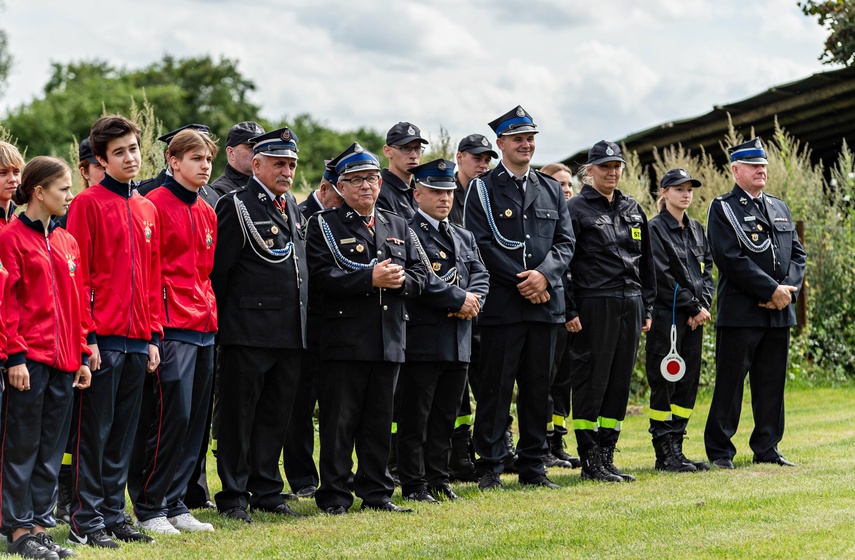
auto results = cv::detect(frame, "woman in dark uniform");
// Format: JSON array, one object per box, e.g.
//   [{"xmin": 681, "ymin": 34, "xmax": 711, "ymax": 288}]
[
  {"xmin": 565, "ymin": 141, "xmax": 655, "ymax": 483},
  {"xmin": 645, "ymin": 169, "xmax": 713, "ymax": 472},
  {"xmin": 0, "ymin": 156, "xmax": 92, "ymax": 560}
]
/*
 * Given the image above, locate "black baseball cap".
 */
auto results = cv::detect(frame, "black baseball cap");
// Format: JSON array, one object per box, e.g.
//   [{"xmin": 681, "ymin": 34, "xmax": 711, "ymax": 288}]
[
  {"xmin": 227, "ymin": 121, "xmax": 265, "ymax": 147},
  {"xmin": 78, "ymin": 138, "xmax": 99, "ymax": 164},
  {"xmin": 457, "ymin": 134, "xmax": 498, "ymax": 159},
  {"xmin": 386, "ymin": 122, "xmax": 428, "ymax": 146},
  {"xmin": 587, "ymin": 140, "xmax": 626, "ymax": 165},
  {"xmin": 660, "ymin": 168, "xmax": 702, "ymax": 189},
  {"xmin": 158, "ymin": 124, "xmax": 210, "ymax": 145}
]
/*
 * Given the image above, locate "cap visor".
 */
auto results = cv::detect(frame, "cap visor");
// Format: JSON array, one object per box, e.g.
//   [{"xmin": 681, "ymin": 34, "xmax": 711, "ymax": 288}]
[
  {"xmin": 589, "ymin": 155, "xmax": 626, "ymax": 165},
  {"xmin": 735, "ymin": 157, "xmax": 768, "ymax": 165},
  {"xmin": 395, "ymin": 136, "xmax": 429, "ymax": 146},
  {"xmin": 663, "ymin": 178, "xmax": 702, "ymax": 189},
  {"xmin": 415, "ymin": 179, "xmax": 456, "ymax": 190},
  {"xmin": 500, "ymin": 126, "xmax": 538, "ymax": 136},
  {"xmin": 466, "ymin": 147, "xmax": 499, "ymax": 159}
]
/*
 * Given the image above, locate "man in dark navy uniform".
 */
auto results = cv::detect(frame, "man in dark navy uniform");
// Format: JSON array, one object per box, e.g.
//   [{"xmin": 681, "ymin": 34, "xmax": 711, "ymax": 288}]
[
  {"xmin": 136, "ymin": 124, "xmax": 219, "ymax": 207},
  {"xmin": 210, "ymin": 121, "xmax": 265, "ymax": 197},
  {"xmin": 211, "ymin": 127, "xmax": 309, "ymax": 522},
  {"xmin": 306, "ymin": 143, "xmax": 426, "ymax": 515},
  {"xmin": 704, "ymin": 138, "xmax": 806, "ymax": 469},
  {"xmin": 377, "ymin": 122, "xmax": 427, "ymax": 221},
  {"xmin": 281, "ymin": 160, "xmax": 343, "ymax": 500},
  {"xmin": 462, "ymin": 106, "xmax": 575, "ymax": 490},
  {"xmin": 447, "ymin": 134, "xmax": 497, "ymax": 481},
  {"xmin": 397, "ymin": 158, "xmax": 490, "ymax": 503}
]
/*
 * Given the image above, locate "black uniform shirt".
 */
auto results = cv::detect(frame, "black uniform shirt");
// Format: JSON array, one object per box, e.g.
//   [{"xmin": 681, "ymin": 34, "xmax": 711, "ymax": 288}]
[
  {"xmin": 377, "ymin": 168, "xmax": 416, "ymax": 221},
  {"xmin": 565, "ymin": 184, "xmax": 655, "ymax": 319}
]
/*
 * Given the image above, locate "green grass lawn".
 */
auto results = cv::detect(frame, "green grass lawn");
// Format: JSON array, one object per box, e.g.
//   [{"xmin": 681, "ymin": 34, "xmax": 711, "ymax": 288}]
[{"xmin": 45, "ymin": 385, "xmax": 855, "ymax": 559}]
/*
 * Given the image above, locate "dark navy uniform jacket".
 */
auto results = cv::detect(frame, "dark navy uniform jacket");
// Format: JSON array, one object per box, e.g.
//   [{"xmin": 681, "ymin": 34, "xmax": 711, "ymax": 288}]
[
  {"xmin": 405, "ymin": 212, "xmax": 490, "ymax": 363},
  {"xmin": 305, "ymin": 204, "xmax": 426, "ymax": 363},
  {"xmin": 448, "ymin": 174, "xmax": 467, "ymax": 227},
  {"xmin": 298, "ymin": 191, "xmax": 323, "ymax": 221},
  {"xmin": 706, "ymin": 185, "xmax": 806, "ymax": 328},
  {"xmin": 211, "ymin": 177, "xmax": 308, "ymax": 349},
  {"xmin": 462, "ymin": 163, "xmax": 574, "ymax": 326},
  {"xmin": 377, "ymin": 169, "xmax": 416, "ymax": 221},
  {"xmin": 565, "ymin": 184, "xmax": 655, "ymax": 320},
  {"xmin": 298, "ymin": 191, "xmax": 325, "ymax": 353},
  {"xmin": 648, "ymin": 207, "xmax": 714, "ymax": 314},
  {"xmin": 210, "ymin": 164, "xmax": 250, "ymax": 198}
]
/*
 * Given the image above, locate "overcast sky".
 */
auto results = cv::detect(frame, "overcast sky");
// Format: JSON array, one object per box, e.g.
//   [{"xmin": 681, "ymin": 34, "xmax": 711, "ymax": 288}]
[{"xmin": 1, "ymin": 0, "xmax": 833, "ymax": 164}]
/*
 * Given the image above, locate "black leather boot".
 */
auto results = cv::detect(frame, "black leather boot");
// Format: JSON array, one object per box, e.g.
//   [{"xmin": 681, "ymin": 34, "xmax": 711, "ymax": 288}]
[
  {"xmin": 600, "ymin": 444, "xmax": 636, "ymax": 482},
  {"xmin": 652, "ymin": 434, "xmax": 697, "ymax": 472},
  {"xmin": 502, "ymin": 416, "xmax": 518, "ymax": 473},
  {"xmin": 549, "ymin": 430, "xmax": 581, "ymax": 468},
  {"xmin": 449, "ymin": 427, "xmax": 479, "ymax": 482},
  {"xmin": 579, "ymin": 444, "xmax": 623, "ymax": 482},
  {"xmin": 671, "ymin": 432, "xmax": 710, "ymax": 471}
]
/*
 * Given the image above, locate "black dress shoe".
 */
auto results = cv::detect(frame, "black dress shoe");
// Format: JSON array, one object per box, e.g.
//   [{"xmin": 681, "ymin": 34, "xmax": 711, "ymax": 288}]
[
  {"xmin": 322, "ymin": 505, "xmax": 347, "ymax": 515},
  {"xmin": 253, "ymin": 503, "xmax": 308, "ymax": 518},
  {"xmin": 429, "ymin": 483, "xmax": 459, "ymax": 501},
  {"xmin": 519, "ymin": 475, "xmax": 561, "ymax": 489},
  {"xmin": 187, "ymin": 500, "xmax": 216, "ymax": 510},
  {"xmin": 295, "ymin": 486, "xmax": 317, "ymax": 499},
  {"xmin": 221, "ymin": 506, "xmax": 252, "ymax": 523},
  {"xmin": 281, "ymin": 492, "xmax": 299, "ymax": 501},
  {"xmin": 712, "ymin": 457, "xmax": 735, "ymax": 469},
  {"xmin": 754, "ymin": 456, "xmax": 796, "ymax": 467},
  {"xmin": 360, "ymin": 501, "xmax": 414, "ymax": 513},
  {"xmin": 478, "ymin": 472, "xmax": 503, "ymax": 491},
  {"xmin": 404, "ymin": 489, "xmax": 438, "ymax": 503}
]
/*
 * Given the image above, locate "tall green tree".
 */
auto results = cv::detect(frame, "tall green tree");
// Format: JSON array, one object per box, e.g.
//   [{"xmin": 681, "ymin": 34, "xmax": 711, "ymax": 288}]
[{"xmin": 800, "ymin": 0, "xmax": 855, "ymax": 66}]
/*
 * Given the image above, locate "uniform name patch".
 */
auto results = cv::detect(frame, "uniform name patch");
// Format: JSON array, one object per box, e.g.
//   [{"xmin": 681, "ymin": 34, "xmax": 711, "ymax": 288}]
[
  {"xmin": 743, "ymin": 215, "xmax": 756, "ymax": 222},
  {"xmin": 340, "ymin": 237, "xmax": 357, "ymax": 244},
  {"xmin": 631, "ymin": 228, "xmax": 641, "ymax": 240}
]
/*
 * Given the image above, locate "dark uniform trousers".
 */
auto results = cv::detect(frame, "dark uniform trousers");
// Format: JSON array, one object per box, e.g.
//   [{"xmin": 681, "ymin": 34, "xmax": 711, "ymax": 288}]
[
  {"xmin": 703, "ymin": 185, "xmax": 805, "ymax": 462},
  {"xmin": 463, "ymin": 165, "xmax": 575, "ymax": 480},
  {"xmin": 549, "ymin": 326, "xmax": 572, "ymax": 430},
  {"xmin": 132, "ymin": 340, "xmax": 214, "ymax": 521},
  {"xmin": 316, "ymin": 361, "xmax": 398, "ymax": 509},
  {"xmin": 0, "ymin": 363, "xmax": 73, "ymax": 531},
  {"xmin": 281, "ymin": 350, "xmax": 319, "ymax": 493},
  {"xmin": 645, "ymin": 309, "xmax": 704, "ymax": 438},
  {"xmin": 398, "ymin": 361, "xmax": 469, "ymax": 494},
  {"xmin": 216, "ymin": 346, "xmax": 300, "ymax": 510},
  {"xmin": 69, "ymin": 351, "xmax": 146, "ymax": 534}
]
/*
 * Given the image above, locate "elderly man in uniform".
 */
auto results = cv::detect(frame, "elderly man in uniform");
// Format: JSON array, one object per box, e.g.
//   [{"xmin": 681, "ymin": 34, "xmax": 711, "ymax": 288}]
[
  {"xmin": 306, "ymin": 142, "xmax": 426, "ymax": 515},
  {"xmin": 447, "ymin": 134, "xmax": 497, "ymax": 481},
  {"xmin": 396, "ymin": 158, "xmax": 490, "ymax": 503},
  {"xmin": 211, "ymin": 127, "xmax": 309, "ymax": 522},
  {"xmin": 210, "ymin": 121, "xmax": 265, "ymax": 197},
  {"xmin": 704, "ymin": 138, "xmax": 806, "ymax": 469},
  {"xmin": 378, "ymin": 122, "xmax": 427, "ymax": 221},
  {"xmin": 462, "ymin": 106, "xmax": 575, "ymax": 490},
  {"xmin": 281, "ymin": 161, "xmax": 344, "ymax": 500}
]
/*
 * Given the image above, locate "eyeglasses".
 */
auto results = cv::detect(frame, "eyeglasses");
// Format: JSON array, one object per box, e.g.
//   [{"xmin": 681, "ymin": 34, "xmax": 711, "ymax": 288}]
[
  {"xmin": 339, "ymin": 174, "xmax": 380, "ymax": 188},
  {"xmin": 392, "ymin": 145, "xmax": 426, "ymax": 156}
]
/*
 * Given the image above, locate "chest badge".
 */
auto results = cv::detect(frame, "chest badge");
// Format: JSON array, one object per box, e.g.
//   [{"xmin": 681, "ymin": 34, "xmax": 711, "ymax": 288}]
[
  {"xmin": 356, "ymin": 244, "xmax": 365, "ymax": 253},
  {"xmin": 739, "ymin": 197, "xmax": 748, "ymax": 206},
  {"xmin": 631, "ymin": 227, "xmax": 642, "ymax": 240},
  {"xmin": 751, "ymin": 233, "xmax": 759, "ymax": 242},
  {"xmin": 271, "ymin": 225, "xmax": 279, "ymax": 235},
  {"xmin": 66, "ymin": 254, "xmax": 77, "ymax": 276},
  {"xmin": 756, "ymin": 224, "xmax": 763, "ymax": 231},
  {"xmin": 265, "ymin": 239, "xmax": 275, "ymax": 248},
  {"xmin": 432, "ymin": 262, "xmax": 442, "ymax": 272},
  {"xmin": 420, "ymin": 222, "xmax": 429, "ymax": 231},
  {"xmin": 504, "ymin": 208, "xmax": 513, "ymax": 217},
  {"xmin": 143, "ymin": 220, "xmax": 153, "ymax": 242},
  {"xmin": 439, "ymin": 250, "xmax": 447, "ymax": 259},
  {"xmin": 205, "ymin": 228, "xmax": 213, "ymax": 249}
]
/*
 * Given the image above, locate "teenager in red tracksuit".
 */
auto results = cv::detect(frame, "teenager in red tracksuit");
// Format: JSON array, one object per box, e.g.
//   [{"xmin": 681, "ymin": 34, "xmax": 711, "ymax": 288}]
[
  {"xmin": 0, "ymin": 156, "xmax": 91, "ymax": 560},
  {"xmin": 134, "ymin": 129, "xmax": 218, "ymax": 535},
  {"xmin": 64, "ymin": 115, "xmax": 162, "ymax": 549},
  {"xmin": 0, "ymin": 141, "xmax": 24, "ymax": 231}
]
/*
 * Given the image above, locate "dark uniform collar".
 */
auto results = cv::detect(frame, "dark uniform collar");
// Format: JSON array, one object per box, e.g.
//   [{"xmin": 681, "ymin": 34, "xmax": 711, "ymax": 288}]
[
  {"xmin": 223, "ymin": 163, "xmax": 251, "ymax": 184},
  {"xmin": 101, "ymin": 173, "xmax": 134, "ymax": 199},
  {"xmin": 658, "ymin": 205, "xmax": 689, "ymax": 230},
  {"xmin": 580, "ymin": 183, "xmax": 624, "ymax": 205},
  {"xmin": 0, "ymin": 201, "xmax": 16, "ymax": 221},
  {"xmin": 19, "ymin": 211, "xmax": 59, "ymax": 235},
  {"xmin": 381, "ymin": 168, "xmax": 412, "ymax": 193},
  {"xmin": 163, "ymin": 175, "xmax": 200, "ymax": 204}
]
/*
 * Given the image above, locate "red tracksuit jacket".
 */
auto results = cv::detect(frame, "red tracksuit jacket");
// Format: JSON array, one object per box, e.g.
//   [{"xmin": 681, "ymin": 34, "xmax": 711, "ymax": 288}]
[
  {"xmin": 66, "ymin": 175, "xmax": 163, "ymax": 345},
  {"xmin": 0, "ymin": 216, "xmax": 91, "ymax": 372},
  {"xmin": 145, "ymin": 179, "xmax": 218, "ymax": 334}
]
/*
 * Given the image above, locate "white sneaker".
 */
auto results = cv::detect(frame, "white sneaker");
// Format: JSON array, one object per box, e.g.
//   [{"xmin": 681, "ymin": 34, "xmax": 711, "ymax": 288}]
[
  {"xmin": 168, "ymin": 512, "xmax": 215, "ymax": 533},
  {"xmin": 137, "ymin": 516, "xmax": 180, "ymax": 535}
]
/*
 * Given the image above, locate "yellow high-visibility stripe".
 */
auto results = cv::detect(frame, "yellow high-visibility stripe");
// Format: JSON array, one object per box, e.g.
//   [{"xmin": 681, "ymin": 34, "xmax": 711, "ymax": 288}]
[
  {"xmin": 454, "ymin": 415, "xmax": 473, "ymax": 429},
  {"xmin": 649, "ymin": 408, "xmax": 671, "ymax": 422},
  {"xmin": 553, "ymin": 415, "xmax": 566, "ymax": 428},
  {"xmin": 572, "ymin": 419, "xmax": 598, "ymax": 431},
  {"xmin": 546, "ymin": 421, "xmax": 554, "ymax": 432},
  {"xmin": 391, "ymin": 422, "xmax": 398, "ymax": 434},
  {"xmin": 598, "ymin": 417, "xmax": 621, "ymax": 430},
  {"xmin": 671, "ymin": 404, "xmax": 693, "ymax": 419},
  {"xmin": 62, "ymin": 453, "xmax": 73, "ymax": 466}
]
